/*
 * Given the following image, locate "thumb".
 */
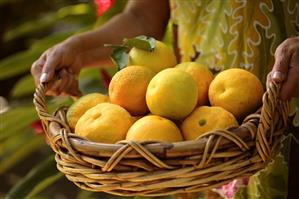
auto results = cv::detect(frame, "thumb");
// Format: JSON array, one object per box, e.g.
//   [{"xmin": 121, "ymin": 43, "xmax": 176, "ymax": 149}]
[
  {"xmin": 271, "ymin": 42, "xmax": 292, "ymax": 83},
  {"xmin": 40, "ymin": 54, "xmax": 60, "ymax": 83}
]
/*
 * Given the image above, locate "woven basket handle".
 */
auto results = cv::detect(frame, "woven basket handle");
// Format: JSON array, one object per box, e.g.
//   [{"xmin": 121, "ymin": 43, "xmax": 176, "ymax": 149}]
[
  {"xmin": 256, "ymin": 81, "xmax": 289, "ymax": 161},
  {"xmin": 33, "ymin": 83, "xmax": 71, "ymax": 136}
]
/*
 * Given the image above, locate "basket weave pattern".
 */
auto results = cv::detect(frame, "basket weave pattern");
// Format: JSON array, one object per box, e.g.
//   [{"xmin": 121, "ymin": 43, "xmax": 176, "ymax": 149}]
[{"xmin": 33, "ymin": 82, "xmax": 289, "ymax": 196}]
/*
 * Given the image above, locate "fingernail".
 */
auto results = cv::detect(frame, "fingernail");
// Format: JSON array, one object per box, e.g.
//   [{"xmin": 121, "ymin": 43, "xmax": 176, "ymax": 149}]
[
  {"xmin": 272, "ymin": 71, "xmax": 285, "ymax": 82},
  {"xmin": 40, "ymin": 73, "xmax": 48, "ymax": 83}
]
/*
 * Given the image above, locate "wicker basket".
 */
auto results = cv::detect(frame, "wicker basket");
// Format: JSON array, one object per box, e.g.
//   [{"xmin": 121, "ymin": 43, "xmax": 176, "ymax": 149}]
[{"xmin": 33, "ymin": 81, "xmax": 289, "ymax": 197}]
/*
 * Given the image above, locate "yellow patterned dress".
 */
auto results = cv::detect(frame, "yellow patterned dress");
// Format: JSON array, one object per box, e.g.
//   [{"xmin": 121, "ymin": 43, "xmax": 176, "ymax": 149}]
[
  {"xmin": 171, "ymin": 0, "xmax": 298, "ymax": 83},
  {"xmin": 170, "ymin": 0, "xmax": 299, "ymax": 198}
]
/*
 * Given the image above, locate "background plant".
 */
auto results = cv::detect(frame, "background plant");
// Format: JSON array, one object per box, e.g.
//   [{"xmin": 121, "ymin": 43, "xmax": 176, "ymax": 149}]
[{"xmin": 0, "ymin": 0, "xmax": 127, "ymax": 198}]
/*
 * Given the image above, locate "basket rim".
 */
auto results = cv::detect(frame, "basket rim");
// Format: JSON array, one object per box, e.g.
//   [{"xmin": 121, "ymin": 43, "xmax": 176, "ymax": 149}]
[
  {"xmin": 33, "ymin": 81, "xmax": 290, "ymax": 162},
  {"xmin": 48, "ymin": 111, "xmax": 259, "ymax": 159}
]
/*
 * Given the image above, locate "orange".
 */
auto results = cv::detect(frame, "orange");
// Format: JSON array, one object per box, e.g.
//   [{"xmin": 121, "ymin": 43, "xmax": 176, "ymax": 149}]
[
  {"xmin": 66, "ymin": 93, "xmax": 109, "ymax": 130},
  {"xmin": 181, "ymin": 106, "xmax": 238, "ymax": 140},
  {"xmin": 126, "ymin": 115, "xmax": 183, "ymax": 142},
  {"xmin": 109, "ymin": 65, "xmax": 155, "ymax": 115},
  {"xmin": 175, "ymin": 62, "xmax": 214, "ymax": 106},
  {"xmin": 75, "ymin": 103, "xmax": 134, "ymax": 143},
  {"xmin": 128, "ymin": 40, "xmax": 177, "ymax": 73},
  {"xmin": 209, "ymin": 68, "xmax": 264, "ymax": 119},
  {"xmin": 146, "ymin": 68, "xmax": 198, "ymax": 120}
]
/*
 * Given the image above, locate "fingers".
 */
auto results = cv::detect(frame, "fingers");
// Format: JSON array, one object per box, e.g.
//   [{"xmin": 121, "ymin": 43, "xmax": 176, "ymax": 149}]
[
  {"xmin": 270, "ymin": 38, "xmax": 294, "ymax": 83},
  {"xmin": 31, "ymin": 40, "xmax": 83, "ymax": 97},
  {"xmin": 57, "ymin": 69, "xmax": 81, "ymax": 96},
  {"xmin": 269, "ymin": 37, "xmax": 299, "ymax": 100},
  {"xmin": 31, "ymin": 48, "xmax": 61, "ymax": 85},
  {"xmin": 46, "ymin": 69, "xmax": 81, "ymax": 96},
  {"xmin": 31, "ymin": 55, "xmax": 46, "ymax": 85},
  {"xmin": 40, "ymin": 51, "xmax": 61, "ymax": 83},
  {"xmin": 56, "ymin": 69, "xmax": 71, "ymax": 94},
  {"xmin": 266, "ymin": 72, "xmax": 271, "ymax": 90},
  {"xmin": 280, "ymin": 53, "xmax": 299, "ymax": 100}
]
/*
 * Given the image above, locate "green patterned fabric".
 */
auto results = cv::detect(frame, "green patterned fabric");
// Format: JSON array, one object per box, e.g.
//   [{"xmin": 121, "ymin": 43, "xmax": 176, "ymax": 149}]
[
  {"xmin": 170, "ymin": 0, "xmax": 299, "ymax": 198},
  {"xmin": 170, "ymin": 0, "xmax": 299, "ymax": 83},
  {"xmin": 233, "ymin": 134, "xmax": 291, "ymax": 199}
]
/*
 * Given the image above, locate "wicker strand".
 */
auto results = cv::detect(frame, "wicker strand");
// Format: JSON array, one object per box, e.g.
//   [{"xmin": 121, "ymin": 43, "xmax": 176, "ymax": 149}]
[
  {"xmin": 197, "ymin": 135, "xmax": 215, "ymax": 168},
  {"xmin": 60, "ymin": 128, "xmax": 86, "ymax": 165},
  {"xmin": 33, "ymin": 84, "xmax": 70, "ymax": 131},
  {"xmin": 256, "ymin": 82, "xmax": 289, "ymax": 161},
  {"xmin": 198, "ymin": 130, "xmax": 250, "ymax": 151},
  {"xmin": 206, "ymin": 136, "xmax": 222, "ymax": 165},
  {"xmin": 119, "ymin": 141, "xmax": 175, "ymax": 169},
  {"xmin": 256, "ymin": 84, "xmax": 275, "ymax": 161},
  {"xmin": 242, "ymin": 121, "xmax": 258, "ymax": 140},
  {"xmin": 102, "ymin": 144, "xmax": 132, "ymax": 172}
]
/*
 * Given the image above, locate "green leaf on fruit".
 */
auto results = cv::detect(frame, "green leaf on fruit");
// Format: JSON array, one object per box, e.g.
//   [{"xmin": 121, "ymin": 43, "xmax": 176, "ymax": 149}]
[
  {"xmin": 123, "ymin": 35, "xmax": 156, "ymax": 51},
  {"xmin": 111, "ymin": 47, "xmax": 129, "ymax": 71},
  {"xmin": 105, "ymin": 35, "xmax": 156, "ymax": 70}
]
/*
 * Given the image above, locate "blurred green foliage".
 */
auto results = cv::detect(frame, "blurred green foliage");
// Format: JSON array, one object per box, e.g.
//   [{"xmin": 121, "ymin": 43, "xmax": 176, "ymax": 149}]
[{"xmin": 0, "ymin": 0, "xmax": 126, "ymax": 198}]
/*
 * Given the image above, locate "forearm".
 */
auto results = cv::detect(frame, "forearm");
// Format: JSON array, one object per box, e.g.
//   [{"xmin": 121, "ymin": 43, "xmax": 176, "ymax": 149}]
[{"xmin": 68, "ymin": 0, "xmax": 170, "ymax": 68}]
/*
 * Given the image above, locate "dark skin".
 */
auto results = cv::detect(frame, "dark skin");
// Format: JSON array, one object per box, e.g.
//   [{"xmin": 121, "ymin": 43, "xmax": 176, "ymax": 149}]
[
  {"xmin": 268, "ymin": 36, "xmax": 299, "ymax": 100},
  {"xmin": 31, "ymin": 0, "xmax": 299, "ymax": 101}
]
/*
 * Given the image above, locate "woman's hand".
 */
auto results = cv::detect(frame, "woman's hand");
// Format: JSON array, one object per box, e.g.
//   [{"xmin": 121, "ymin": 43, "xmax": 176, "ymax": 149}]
[
  {"xmin": 269, "ymin": 36, "xmax": 299, "ymax": 100},
  {"xmin": 31, "ymin": 37, "xmax": 82, "ymax": 96}
]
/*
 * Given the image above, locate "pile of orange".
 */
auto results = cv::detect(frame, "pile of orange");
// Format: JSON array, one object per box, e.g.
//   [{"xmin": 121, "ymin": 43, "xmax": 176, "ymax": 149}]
[{"xmin": 67, "ymin": 38, "xmax": 264, "ymax": 144}]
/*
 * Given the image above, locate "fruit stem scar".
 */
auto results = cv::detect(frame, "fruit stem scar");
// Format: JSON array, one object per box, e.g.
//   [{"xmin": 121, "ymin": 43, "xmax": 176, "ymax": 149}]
[{"xmin": 198, "ymin": 119, "xmax": 206, "ymax": 126}]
